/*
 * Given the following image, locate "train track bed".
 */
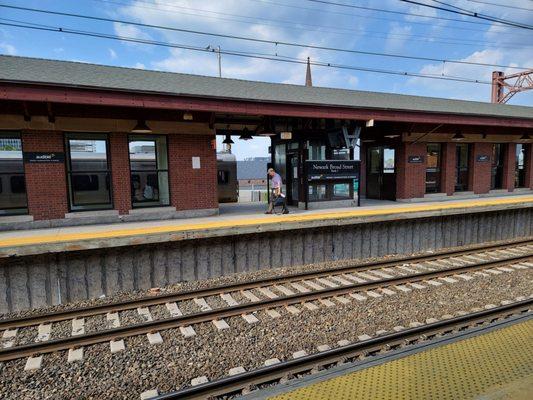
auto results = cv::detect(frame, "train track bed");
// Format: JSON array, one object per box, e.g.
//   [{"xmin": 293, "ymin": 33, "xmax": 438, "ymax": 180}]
[
  {"xmin": 1, "ymin": 238, "xmax": 528, "ymax": 322},
  {"xmin": 0, "ymin": 258, "xmax": 531, "ymax": 399}
]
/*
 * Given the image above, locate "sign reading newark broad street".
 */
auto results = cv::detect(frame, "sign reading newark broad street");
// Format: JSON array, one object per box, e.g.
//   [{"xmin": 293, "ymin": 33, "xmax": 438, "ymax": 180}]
[
  {"xmin": 23, "ymin": 152, "xmax": 65, "ymax": 163},
  {"xmin": 305, "ymin": 160, "xmax": 360, "ymax": 181}
]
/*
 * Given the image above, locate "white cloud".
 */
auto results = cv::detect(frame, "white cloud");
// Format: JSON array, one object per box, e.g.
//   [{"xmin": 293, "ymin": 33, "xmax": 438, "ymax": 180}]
[
  {"xmin": 385, "ymin": 23, "xmax": 412, "ymax": 52},
  {"xmin": 109, "ymin": 48, "xmax": 118, "ymax": 59},
  {"xmin": 0, "ymin": 42, "xmax": 16, "ymax": 55},
  {"xmin": 133, "ymin": 62, "xmax": 146, "ymax": 69}
]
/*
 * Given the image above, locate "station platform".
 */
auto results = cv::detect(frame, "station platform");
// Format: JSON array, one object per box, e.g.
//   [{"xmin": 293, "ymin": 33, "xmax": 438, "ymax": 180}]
[
  {"xmin": 264, "ymin": 317, "xmax": 533, "ymax": 400},
  {"xmin": 0, "ymin": 194, "xmax": 532, "ymax": 258}
]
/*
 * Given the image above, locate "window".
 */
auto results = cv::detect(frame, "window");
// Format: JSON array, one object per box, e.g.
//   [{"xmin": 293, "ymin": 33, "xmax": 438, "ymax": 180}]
[
  {"xmin": 515, "ymin": 144, "xmax": 528, "ymax": 188},
  {"xmin": 383, "ymin": 148, "xmax": 395, "ymax": 174},
  {"xmin": 491, "ymin": 143, "xmax": 505, "ymax": 190},
  {"xmin": 455, "ymin": 144, "xmax": 470, "ymax": 192},
  {"xmin": 218, "ymin": 170, "xmax": 230, "ymax": 184},
  {"xmin": 426, "ymin": 143, "xmax": 442, "ymax": 193},
  {"xmin": 308, "ymin": 183, "xmax": 327, "ymax": 201},
  {"xmin": 0, "ymin": 133, "xmax": 27, "ymax": 215},
  {"xmin": 66, "ymin": 134, "xmax": 112, "ymax": 211},
  {"xmin": 332, "ymin": 182, "xmax": 351, "ymax": 199},
  {"xmin": 129, "ymin": 135, "xmax": 169, "ymax": 208},
  {"xmin": 308, "ymin": 140, "xmax": 326, "ymax": 160}
]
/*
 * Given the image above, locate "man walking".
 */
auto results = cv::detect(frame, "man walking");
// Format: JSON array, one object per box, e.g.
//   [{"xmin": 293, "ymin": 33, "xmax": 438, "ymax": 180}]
[{"xmin": 266, "ymin": 168, "xmax": 289, "ymax": 214}]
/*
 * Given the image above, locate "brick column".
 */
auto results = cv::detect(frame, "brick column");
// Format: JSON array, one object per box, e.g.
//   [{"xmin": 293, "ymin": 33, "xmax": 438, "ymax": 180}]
[
  {"xmin": 396, "ymin": 142, "xmax": 426, "ymax": 199},
  {"xmin": 441, "ymin": 142, "xmax": 456, "ymax": 196},
  {"xmin": 21, "ymin": 131, "xmax": 68, "ymax": 220},
  {"xmin": 526, "ymin": 144, "xmax": 533, "ymax": 189},
  {"xmin": 469, "ymin": 142, "xmax": 492, "ymax": 194},
  {"xmin": 502, "ymin": 143, "xmax": 516, "ymax": 192},
  {"xmin": 109, "ymin": 132, "xmax": 131, "ymax": 215},
  {"xmin": 168, "ymin": 134, "xmax": 218, "ymax": 211}
]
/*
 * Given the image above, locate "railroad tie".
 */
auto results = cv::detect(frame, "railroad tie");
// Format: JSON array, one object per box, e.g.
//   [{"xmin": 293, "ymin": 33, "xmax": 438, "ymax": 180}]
[
  {"xmin": 194, "ymin": 298, "xmax": 230, "ymax": 330},
  {"xmin": 140, "ymin": 389, "xmax": 159, "ymax": 400},
  {"xmin": 165, "ymin": 303, "xmax": 196, "ymax": 337},
  {"xmin": 221, "ymin": 293, "xmax": 258, "ymax": 323},
  {"xmin": 191, "ymin": 376, "xmax": 209, "ymax": 386},
  {"xmin": 25, "ymin": 324, "xmax": 52, "ymax": 370}
]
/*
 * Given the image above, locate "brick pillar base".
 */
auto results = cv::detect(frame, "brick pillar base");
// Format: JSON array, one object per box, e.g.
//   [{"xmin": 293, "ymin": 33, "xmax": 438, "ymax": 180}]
[
  {"xmin": 168, "ymin": 134, "xmax": 218, "ymax": 211},
  {"xmin": 22, "ymin": 131, "xmax": 68, "ymax": 220},
  {"xmin": 396, "ymin": 142, "xmax": 426, "ymax": 199},
  {"xmin": 503, "ymin": 143, "xmax": 516, "ymax": 192},
  {"xmin": 470, "ymin": 143, "xmax": 492, "ymax": 194},
  {"xmin": 441, "ymin": 143, "xmax": 456, "ymax": 196},
  {"xmin": 109, "ymin": 132, "xmax": 131, "ymax": 215}
]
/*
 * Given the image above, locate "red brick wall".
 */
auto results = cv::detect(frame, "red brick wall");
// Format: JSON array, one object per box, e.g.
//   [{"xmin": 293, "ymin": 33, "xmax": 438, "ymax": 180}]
[
  {"xmin": 502, "ymin": 143, "xmax": 516, "ymax": 192},
  {"xmin": 168, "ymin": 134, "xmax": 218, "ymax": 211},
  {"xmin": 469, "ymin": 142, "xmax": 492, "ymax": 194},
  {"xmin": 526, "ymin": 144, "xmax": 533, "ymax": 190},
  {"xmin": 396, "ymin": 142, "xmax": 426, "ymax": 199},
  {"xmin": 109, "ymin": 132, "xmax": 131, "ymax": 214},
  {"xmin": 441, "ymin": 142, "xmax": 456, "ymax": 196},
  {"xmin": 21, "ymin": 131, "xmax": 68, "ymax": 220}
]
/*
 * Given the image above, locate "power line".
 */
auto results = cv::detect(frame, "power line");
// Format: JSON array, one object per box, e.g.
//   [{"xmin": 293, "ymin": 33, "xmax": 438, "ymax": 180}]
[
  {"xmin": 0, "ymin": 19, "xmax": 493, "ymax": 86},
  {"xmin": 400, "ymin": 0, "xmax": 533, "ymax": 30},
  {"xmin": 304, "ymin": 0, "xmax": 523, "ymax": 28},
  {"xmin": 88, "ymin": 0, "xmax": 529, "ymax": 49},
  {"xmin": 464, "ymin": 0, "xmax": 533, "ymax": 12},
  {"xmin": 247, "ymin": 0, "xmax": 528, "ymax": 35},
  {"xmin": 1, "ymin": 4, "xmax": 530, "ymax": 70}
]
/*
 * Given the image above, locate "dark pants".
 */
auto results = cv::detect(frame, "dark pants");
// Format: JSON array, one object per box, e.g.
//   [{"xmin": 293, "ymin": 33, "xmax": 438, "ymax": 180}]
[{"xmin": 267, "ymin": 190, "xmax": 288, "ymax": 213}]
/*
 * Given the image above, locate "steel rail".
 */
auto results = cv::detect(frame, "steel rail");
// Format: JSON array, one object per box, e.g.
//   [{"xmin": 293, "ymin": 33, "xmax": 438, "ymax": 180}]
[
  {"xmin": 0, "ymin": 253, "xmax": 530, "ymax": 362},
  {"xmin": 1, "ymin": 238, "xmax": 531, "ymax": 331},
  {"xmin": 152, "ymin": 298, "xmax": 533, "ymax": 399}
]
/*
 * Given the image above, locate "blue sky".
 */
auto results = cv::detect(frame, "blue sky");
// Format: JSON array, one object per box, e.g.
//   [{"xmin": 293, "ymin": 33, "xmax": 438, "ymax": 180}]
[{"xmin": 1, "ymin": 0, "xmax": 532, "ymax": 159}]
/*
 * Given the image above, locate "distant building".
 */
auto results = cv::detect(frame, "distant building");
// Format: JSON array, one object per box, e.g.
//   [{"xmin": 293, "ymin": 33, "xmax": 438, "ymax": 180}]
[{"xmin": 237, "ymin": 157, "xmax": 268, "ymax": 189}]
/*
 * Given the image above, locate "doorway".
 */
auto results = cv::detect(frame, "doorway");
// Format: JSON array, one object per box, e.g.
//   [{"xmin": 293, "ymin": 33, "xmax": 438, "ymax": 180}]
[
  {"xmin": 286, "ymin": 152, "xmax": 299, "ymax": 206},
  {"xmin": 366, "ymin": 146, "xmax": 396, "ymax": 200}
]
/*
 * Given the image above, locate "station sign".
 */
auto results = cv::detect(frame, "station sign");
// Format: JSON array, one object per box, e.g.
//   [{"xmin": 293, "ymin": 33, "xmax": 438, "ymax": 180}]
[
  {"xmin": 476, "ymin": 155, "xmax": 490, "ymax": 162},
  {"xmin": 23, "ymin": 152, "xmax": 65, "ymax": 163},
  {"xmin": 305, "ymin": 160, "xmax": 360, "ymax": 181},
  {"xmin": 408, "ymin": 155, "xmax": 424, "ymax": 163}
]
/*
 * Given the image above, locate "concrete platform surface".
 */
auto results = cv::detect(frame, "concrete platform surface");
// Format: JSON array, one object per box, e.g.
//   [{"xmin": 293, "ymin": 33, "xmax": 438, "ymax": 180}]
[
  {"xmin": 268, "ymin": 318, "xmax": 533, "ymax": 400},
  {"xmin": 0, "ymin": 194, "xmax": 531, "ymax": 258}
]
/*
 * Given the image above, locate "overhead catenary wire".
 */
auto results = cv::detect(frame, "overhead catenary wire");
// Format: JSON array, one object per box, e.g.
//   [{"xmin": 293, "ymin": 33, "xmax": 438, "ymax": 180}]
[
  {"xmin": 305, "ymin": 0, "xmax": 531, "ymax": 29},
  {"xmin": 86, "ymin": 0, "xmax": 531, "ymax": 49},
  {"xmin": 247, "ymin": 0, "xmax": 530, "ymax": 35},
  {"xmin": 399, "ymin": 0, "xmax": 533, "ymax": 30},
  {"xmin": 0, "ymin": 4, "xmax": 530, "ymax": 71},
  {"xmin": 464, "ymin": 0, "xmax": 533, "ymax": 12},
  {"xmin": 0, "ymin": 19, "xmax": 493, "ymax": 85}
]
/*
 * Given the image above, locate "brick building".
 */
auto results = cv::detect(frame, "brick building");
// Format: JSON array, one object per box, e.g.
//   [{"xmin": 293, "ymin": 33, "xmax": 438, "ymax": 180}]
[{"xmin": 0, "ymin": 55, "xmax": 532, "ymax": 227}]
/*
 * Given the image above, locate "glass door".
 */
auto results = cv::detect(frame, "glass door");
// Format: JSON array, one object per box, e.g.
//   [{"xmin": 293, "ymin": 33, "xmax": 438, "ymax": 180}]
[
  {"xmin": 491, "ymin": 143, "xmax": 505, "ymax": 190},
  {"xmin": 286, "ymin": 152, "xmax": 299, "ymax": 205},
  {"xmin": 366, "ymin": 146, "xmax": 396, "ymax": 200}
]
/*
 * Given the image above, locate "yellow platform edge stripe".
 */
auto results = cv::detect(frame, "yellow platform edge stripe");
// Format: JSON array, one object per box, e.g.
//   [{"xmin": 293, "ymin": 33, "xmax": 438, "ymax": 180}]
[
  {"xmin": 1, "ymin": 196, "xmax": 532, "ymax": 249},
  {"xmin": 269, "ymin": 319, "xmax": 533, "ymax": 400}
]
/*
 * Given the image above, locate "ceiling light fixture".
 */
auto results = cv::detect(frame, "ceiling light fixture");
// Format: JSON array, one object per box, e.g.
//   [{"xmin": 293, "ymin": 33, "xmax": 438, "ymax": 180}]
[
  {"xmin": 384, "ymin": 134, "xmax": 400, "ymax": 139},
  {"xmin": 452, "ymin": 132, "xmax": 465, "ymax": 141},
  {"xmin": 222, "ymin": 134, "xmax": 234, "ymax": 144},
  {"xmin": 131, "ymin": 119, "xmax": 152, "ymax": 133},
  {"xmin": 239, "ymin": 127, "xmax": 253, "ymax": 140}
]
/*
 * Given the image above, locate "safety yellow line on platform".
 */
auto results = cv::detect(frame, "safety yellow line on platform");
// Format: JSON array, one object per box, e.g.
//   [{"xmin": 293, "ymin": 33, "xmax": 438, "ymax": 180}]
[{"xmin": 0, "ymin": 196, "xmax": 532, "ymax": 249}]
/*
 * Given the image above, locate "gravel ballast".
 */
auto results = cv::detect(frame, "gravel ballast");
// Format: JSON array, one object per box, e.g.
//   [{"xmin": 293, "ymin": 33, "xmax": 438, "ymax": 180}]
[{"xmin": 0, "ymin": 266, "xmax": 530, "ymax": 400}]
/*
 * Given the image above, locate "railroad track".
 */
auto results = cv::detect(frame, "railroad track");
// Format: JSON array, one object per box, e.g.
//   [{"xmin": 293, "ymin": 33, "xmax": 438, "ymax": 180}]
[
  {"xmin": 152, "ymin": 298, "xmax": 533, "ymax": 400},
  {"xmin": 0, "ymin": 239, "xmax": 531, "ymax": 365}
]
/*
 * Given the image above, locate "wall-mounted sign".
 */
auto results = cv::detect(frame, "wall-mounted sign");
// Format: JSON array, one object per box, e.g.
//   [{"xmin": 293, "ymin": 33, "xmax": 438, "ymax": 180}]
[
  {"xmin": 476, "ymin": 155, "xmax": 490, "ymax": 162},
  {"xmin": 305, "ymin": 160, "xmax": 360, "ymax": 181},
  {"xmin": 192, "ymin": 156, "xmax": 201, "ymax": 169},
  {"xmin": 408, "ymin": 155, "xmax": 424, "ymax": 163},
  {"xmin": 23, "ymin": 152, "xmax": 64, "ymax": 163},
  {"xmin": 280, "ymin": 131, "xmax": 292, "ymax": 140}
]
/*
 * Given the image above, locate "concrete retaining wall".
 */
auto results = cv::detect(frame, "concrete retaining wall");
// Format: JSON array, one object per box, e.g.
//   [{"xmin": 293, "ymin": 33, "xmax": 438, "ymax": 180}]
[{"xmin": 1, "ymin": 208, "xmax": 532, "ymax": 313}]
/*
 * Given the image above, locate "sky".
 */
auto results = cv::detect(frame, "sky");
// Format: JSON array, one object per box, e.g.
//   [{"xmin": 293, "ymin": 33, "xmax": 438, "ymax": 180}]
[{"xmin": 0, "ymin": 0, "xmax": 532, "ymax": 160}]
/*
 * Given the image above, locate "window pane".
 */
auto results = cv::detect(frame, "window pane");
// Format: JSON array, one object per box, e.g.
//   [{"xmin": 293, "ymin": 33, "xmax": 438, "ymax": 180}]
[
  {"xmin": 308, "ymin": 140, "xmax": 326, "ymax": 160},
  {"xmin": 515, "ymin": 144, "xmax": 527, "ymax": 188},
  {"xmin": 0, "ymin": 135, "xmax": 27, "ymax": 214},
  {"xmin": 383, "ymin": 148, "xmax": 395, "ymax": 173},
  {"xmin": 426, "ymin": 143, "xmax": 441, "ymax": 193},
  {"xmin": 455, "ymin": 144, "xmax": 470, "ymax": 192},
  {"xmin": 66, "ymin": 134, "xmax": 112, "ymax": 210},
  {"xmin": 274, "ymin": 144, "xmax": 286, "ymax": 183},
  {"xmin": 332, "ymin": 148, "xmax": 350, "ymax": 160},
  {"xmin": 130, "ymin": 136, "xmax": 169, "ymax": 208},
  {"xmin": 69, "ymin": 140, "xmax": 109, "ymax": 171},
  {"xmin": 333, "ymin": 183, "xmax": 350, "ymax": 199},
  {"xmin": 308, "ymin": 183, "xmax": 326, "ymax": 201}
]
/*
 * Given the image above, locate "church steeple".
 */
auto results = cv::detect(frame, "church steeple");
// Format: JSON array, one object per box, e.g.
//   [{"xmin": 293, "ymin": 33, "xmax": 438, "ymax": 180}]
[{"xmin": 305, "ymin": 57, "xmax": 312, "ymax": 87}]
